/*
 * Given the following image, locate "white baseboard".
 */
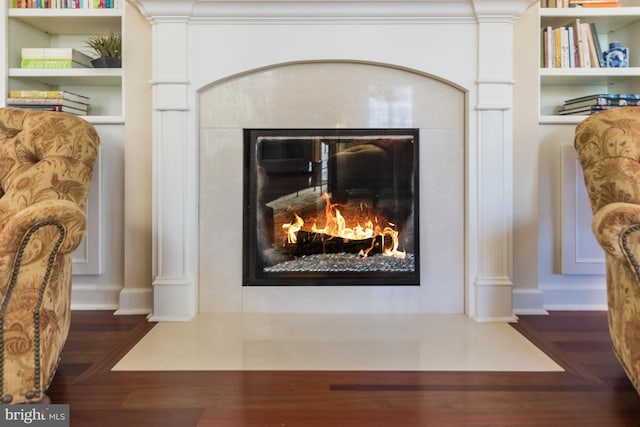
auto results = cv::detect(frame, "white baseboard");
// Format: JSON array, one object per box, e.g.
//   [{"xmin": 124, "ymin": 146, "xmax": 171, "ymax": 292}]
[
  {"xmin": 115, "ymin": 287, "xmax": 153, "ymax": 315},
  {"xmin": 541, "ymin": 284, "xmax": 607, "ymax": 311},
  {"xmin": 512, "ymin": 288, "xmax": 548, "ymax": 315},
  {"xmin": 70, "ymin": 283, "xmax": 120, "ymax": 310}
]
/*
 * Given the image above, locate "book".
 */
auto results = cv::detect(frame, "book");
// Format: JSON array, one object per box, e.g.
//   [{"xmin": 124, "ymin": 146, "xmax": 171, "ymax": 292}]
[
  {"xmin": 579, "ymin": 23, "xmax": 591, "ymax": 67},
  {"xmin": 11, "ymin": 0, "xmax": 119, "ymax": 7},
  {"xmin": 569, "ymin": 0, "xmax": 619, "ymax": 4},
  {"xmin": 571, "ymin": 19, "xmax": 585, "ymax": 68},
  {"xmin": 21, "ymin": 48, "xmax": 93, "ymax": 68},
  {"xmin": 9, "ymin": 90, "xmax": 89, "ymax": 104},
  {"xmin": 568, "ymin": 25, "xmax": 578, "ymax": 67},
  {"xmin": 571, "ymin": 1, "xmax": 621, "ymax": 7},
  {"xmin": 557, "ymin": 105, "xmax": 619, "ymax": 115},
  {"xmin": 6, "ymin": 97, "xmax": 89, "ymax": 111},
  {"xmin": 563, "ymin": 93, "xmax": 640, "ymax": 105},
  {"xmin": 554, "ymin": 27, "xmax": 563, "ymax": 67},
  {"xmin": 583, "ymin": 23, "xmax": 600, "ymax": 68},
  {"xmin": 560, "ymin": 27, "xmax": 570, "ymax": 67},
  {"xmin": 589, "ymin": 22, "xmax": 605, "ymax": 67},
  {"xmin": 20, "ymin": 58, "xmax": 89, "ymax": 68},
  {"xmin": 6, "ymin": 104, "xmax": 87, "ymax": 116},
  {"xmin": 560, "ymin": 97, "xmax": 640, "ymax": 110},
  {"xmin": 543, "ymin": 26, "xmax": 554, "ymax": 67}
]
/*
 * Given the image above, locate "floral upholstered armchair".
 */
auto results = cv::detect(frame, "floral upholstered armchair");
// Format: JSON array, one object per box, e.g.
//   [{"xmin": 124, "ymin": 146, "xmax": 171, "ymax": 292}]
[
  {"xmin": 574, "ymin": 106, "xmax": 640, "ymax": 394},
  {"xmin": 0, "ymin": 108, "xmax": 99, "ymax": 403}
]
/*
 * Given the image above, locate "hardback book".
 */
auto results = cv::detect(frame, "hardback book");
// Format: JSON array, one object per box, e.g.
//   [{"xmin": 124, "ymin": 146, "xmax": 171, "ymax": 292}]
[
  {"xmin": 12, "ymin": 1, "xmax": 120, "ymax": 9},
  {"xmin": 9, "ymin": 90, "xmax": 89, "ymax": 104},
  {"xmin": 557, "ymin": 105, "xmax": 618, "ymax": 115},
  {"xmin": 569, "ymin": 0, "xmax": 619, "ymax": 4},
  {"xmin": 583, "ymin": 23, "xmax": 601, "ymax": 68},
  {"xmin": 579, "ymin": 23, "xmax": 591, "ymax": 67},
  {"xmin": 6, "ymin": 104, "xmax": 87, "ymax": 116},
  {"xmin": 6, "ymin": 97, "xmax": 89, "ymax": 111},
  {"xmin": 21, "ymin": 48, "xmax": 93, "ymax": 68},
  {"xmin": 20, "ymin": 59, "xmax": 90, "ymax": 68},
  {"xmin": 561, "ymin": 96, "xmax": 640, "ymax": 109},
  {"xmin": 563, "ymin": 93, "xmax": 640, "ymax": 105},
  {"xmin": 543, "ymin": 26, "xmax": 555, "ymax": 67},
  {"xmin": 571, "ymin": 19, "xmax": 585, "ymax": 67},
  {"xmin": 570, "ymin": 1, "xmax": 621, "ymax": 7},
  {"xmin": 589, "ymin": 22, "xmax": 605, "ymax": 67}
]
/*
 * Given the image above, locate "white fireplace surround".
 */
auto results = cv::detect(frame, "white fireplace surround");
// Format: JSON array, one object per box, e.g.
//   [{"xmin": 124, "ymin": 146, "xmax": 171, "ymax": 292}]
[{"xmin": 131, "ymin": 0, "xmax": 535, "ymax": 322}]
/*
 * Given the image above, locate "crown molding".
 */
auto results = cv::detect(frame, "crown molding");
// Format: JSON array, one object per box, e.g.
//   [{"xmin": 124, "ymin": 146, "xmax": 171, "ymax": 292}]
[{"xmin": 129, "ymin": 0, "xmax": 537, "ymax": 22}]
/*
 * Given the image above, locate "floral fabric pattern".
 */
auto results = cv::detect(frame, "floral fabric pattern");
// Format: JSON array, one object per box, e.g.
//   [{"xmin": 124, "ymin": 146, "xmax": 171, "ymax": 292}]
[
  {"xmin": 575, "ymin": 106, "xmax": 640, "ymax": 394},
  {"xmin": 0, "ymin": 108, "xmax": 98, "ymax": 403}
]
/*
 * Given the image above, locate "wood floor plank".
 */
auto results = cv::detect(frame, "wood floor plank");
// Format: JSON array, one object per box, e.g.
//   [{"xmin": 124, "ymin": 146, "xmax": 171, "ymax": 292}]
[{"xmin": 44, "ymin": 311, "xmax": 640, "ymax": 426}]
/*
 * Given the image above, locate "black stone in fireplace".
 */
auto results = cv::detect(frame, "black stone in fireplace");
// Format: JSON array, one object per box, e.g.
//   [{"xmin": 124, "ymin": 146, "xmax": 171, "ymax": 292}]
[{"xmin": 243, "ymin": 129, "xmax": 420, "ymax": 286}]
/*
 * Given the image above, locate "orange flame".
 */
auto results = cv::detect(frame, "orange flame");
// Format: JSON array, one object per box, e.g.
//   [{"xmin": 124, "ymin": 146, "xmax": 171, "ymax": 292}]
[
  {"xmin": 282, "ymin": 213, "xmax": 304, "ymax": 244},
  {"xmin": 284, "ymin": 192, "xmax": 405, "ymax": 258}
]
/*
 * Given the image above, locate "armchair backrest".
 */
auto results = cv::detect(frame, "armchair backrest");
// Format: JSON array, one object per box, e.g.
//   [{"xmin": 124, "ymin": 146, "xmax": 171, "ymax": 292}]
[
  {"xmin": 574, "ymin": 106, "xmax": 640, "ymax": 214},
  {"xmin": 0, "ymin": 108, "xmax": 99, "ymax": 231}
]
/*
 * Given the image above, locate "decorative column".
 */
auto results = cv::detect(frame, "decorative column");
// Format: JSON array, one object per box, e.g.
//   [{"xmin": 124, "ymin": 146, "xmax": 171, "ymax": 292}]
[
  {"xmin": 470, "ymin": 0, "xmax": 534, "ymax": 321},
  {"xmin": 132, "ymin": 1, "xmax": 197, "ymax": 320}
]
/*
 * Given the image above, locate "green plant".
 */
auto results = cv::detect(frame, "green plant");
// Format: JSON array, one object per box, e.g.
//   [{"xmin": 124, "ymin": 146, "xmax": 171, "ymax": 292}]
[{"xmin": 86, "ymin": 32, "xmax": 121, "ymax": 59}]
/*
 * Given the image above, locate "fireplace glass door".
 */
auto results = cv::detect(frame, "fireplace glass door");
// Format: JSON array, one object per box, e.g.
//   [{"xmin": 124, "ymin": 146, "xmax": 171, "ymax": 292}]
[{"xmin": 244, "ymin": 129, "xmax": 420, "ymax": 286}]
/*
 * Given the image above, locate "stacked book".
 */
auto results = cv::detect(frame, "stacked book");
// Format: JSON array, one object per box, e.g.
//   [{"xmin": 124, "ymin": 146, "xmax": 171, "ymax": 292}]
[
  {"xmin": 542, "ymin": 20, "xmax": 604, "ymax": 68},
  {"xmin": 557, "ymin": 94, "xmax": 640, "ymax": 115},
  {"xmin": 542, "ymin": 0, "xmax": 620, "ymax": 7},
  {"xmin": 568, "ymin": 0, "xmax": 621, "ymax": 7},
  {"xmin": 12, "ymin": 0, "xmax": 121, "ymax": 8},
  {"xmin": 20, "ymin": 48, "xmax": 93, "ymax": 69},
  {"xmin": 6, "ymin": 90, "xmax": 90, "ymax": 116}
]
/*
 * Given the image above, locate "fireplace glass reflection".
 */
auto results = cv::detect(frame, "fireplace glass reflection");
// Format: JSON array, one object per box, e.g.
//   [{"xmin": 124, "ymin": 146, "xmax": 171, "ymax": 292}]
[{"xmin": 243, "ymin": 129, "xmax": 420, "ymax": 286}]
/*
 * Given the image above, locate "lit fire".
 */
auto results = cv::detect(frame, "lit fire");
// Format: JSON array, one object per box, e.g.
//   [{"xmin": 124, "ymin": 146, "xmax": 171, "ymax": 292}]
[
  {"xmin": 282, "ymin": 213, "xmax": 304, "ymax": 244},
  {"xmin": 283, "ymin": 192, "xmax": 405, "ymax": 258}
]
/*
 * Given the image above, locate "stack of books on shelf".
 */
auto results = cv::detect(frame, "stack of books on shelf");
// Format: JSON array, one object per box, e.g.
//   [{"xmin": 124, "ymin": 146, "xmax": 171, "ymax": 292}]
[
  {"xmin": 557, "ymin": 94, "xmax": 640, "ymax": 115},
  {"xmin": 20, "ymin": 48, "xmax": 93, "ymax": 69},
  {"xmin": 542, "ymin": 20, "xmax": 605, "ymax": 68},
  {"xmin": 542, "ymin": 0, "xmax": 620, "ymax": 7},
  {"xmin": 12, "ymin": 0, "xmax": 121, "ymax": 7},
  {"xmin": 6, "ymin": 90, "xmax": 90, "ymax": 116}
]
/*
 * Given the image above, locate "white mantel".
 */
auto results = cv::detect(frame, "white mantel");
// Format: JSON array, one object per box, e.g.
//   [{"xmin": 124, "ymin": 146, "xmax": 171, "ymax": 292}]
[{"xmin": 130, "ymin": 0, "xmax": 536, "ymax": 322}]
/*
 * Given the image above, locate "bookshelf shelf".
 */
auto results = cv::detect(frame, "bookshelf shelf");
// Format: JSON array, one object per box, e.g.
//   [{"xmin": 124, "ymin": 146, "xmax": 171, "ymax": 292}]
[
  {"xmin": 538, "ymin": 1, "xmax": 640, "ymax": 118},
  {"xmin": 540, "ymin": 6, "xmax": 640, "ymax": 31},
  {"xmin": 539, "ymin": 114, "xmax": 588, "ymax": 124},
  {"xmin": 9, "ymin": 67, "xmax": 123, "ymax": 86},
  {"xmin": 8, "ymin": 8, "xmax": 121, "ymax": 34},
  {"xmin": 540, "ymin": 67, "xmax": 640, "ymax": 84},
  {"xmin": 1, "ymin": 4, "xmax": 124, "ymax": 118}
]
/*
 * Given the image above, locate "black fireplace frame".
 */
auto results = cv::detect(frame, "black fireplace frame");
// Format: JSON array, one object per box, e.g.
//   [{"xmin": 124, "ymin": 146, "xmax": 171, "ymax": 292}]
[{"xmin": 243, "ymin": 128, "xmax": 420, "ymax": 286}]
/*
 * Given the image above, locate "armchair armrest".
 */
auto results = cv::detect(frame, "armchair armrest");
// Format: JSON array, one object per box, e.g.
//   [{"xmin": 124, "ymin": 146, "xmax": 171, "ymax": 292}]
[
  {"xmin": 0, "ymin": 199, "xmax": 86, "ymax": 299},
  {"xmin": 592, "ymin": 202, "xmax": 640, "ymax": 279}
]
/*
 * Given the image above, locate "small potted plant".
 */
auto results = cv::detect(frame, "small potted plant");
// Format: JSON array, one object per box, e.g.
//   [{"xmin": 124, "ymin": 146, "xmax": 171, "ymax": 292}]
[{"xmin": 86, "ymin": 32, "xmax": 122, "ymax": 68}]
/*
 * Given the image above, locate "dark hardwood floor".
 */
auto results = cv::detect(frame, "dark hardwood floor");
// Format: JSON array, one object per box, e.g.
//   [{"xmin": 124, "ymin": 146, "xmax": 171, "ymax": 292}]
[{"xmin": 47, "ymin": 311, "xmax": 640, "ymax": 427}]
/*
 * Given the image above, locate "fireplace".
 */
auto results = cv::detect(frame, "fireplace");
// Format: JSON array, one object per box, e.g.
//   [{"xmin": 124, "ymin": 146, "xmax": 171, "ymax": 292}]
[
  {"xmin": 131, "ymin": 0, "xmax": 532, "ymax": 322},
  {"xmin": 244, "ymin": 129, "xmax": 420, "ymax": 286}
]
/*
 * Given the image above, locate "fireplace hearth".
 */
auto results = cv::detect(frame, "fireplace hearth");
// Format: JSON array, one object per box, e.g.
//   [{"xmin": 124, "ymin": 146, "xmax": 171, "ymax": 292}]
[{"xmin": 244, "ymin": 129, "xmax": 420, "ymax": 286}]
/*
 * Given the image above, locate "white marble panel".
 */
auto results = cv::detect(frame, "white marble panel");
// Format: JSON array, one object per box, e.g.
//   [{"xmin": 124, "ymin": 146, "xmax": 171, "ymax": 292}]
[
  {"xmin": 199, "ymin": 62, "xmax": 464, "ymax": 129},
  {"xmin": 198, "ymin": 61, "xmax": 464, "ymax": 313},
  {"xmin": 114, "ymin": 313, "xmax": 563, "ymax": 372}
]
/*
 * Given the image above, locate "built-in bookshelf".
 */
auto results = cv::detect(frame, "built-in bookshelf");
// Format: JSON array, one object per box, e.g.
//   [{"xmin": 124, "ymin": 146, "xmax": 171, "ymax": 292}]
[
  {"xmin": 538, "ymin": 0, "xmax": 640, "ymax": 123},
  {"xmin": 0, "ymin": 4, "xmax": 124, "ymax": 123}
]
